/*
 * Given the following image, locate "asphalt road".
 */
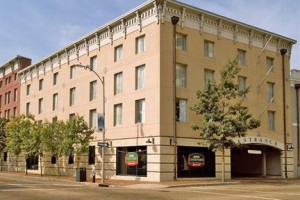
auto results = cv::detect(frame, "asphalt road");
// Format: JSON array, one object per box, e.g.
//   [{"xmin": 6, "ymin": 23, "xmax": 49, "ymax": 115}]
[{"xmin": 0, "ymin": 174, "xmax": 300, "ymax": 200}]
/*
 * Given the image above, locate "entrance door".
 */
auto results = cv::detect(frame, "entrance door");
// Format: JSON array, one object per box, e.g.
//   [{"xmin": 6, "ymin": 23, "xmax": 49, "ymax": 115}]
[{"xmin": 231, "ymin": 145, "xmax": 281, "ymax": 177}]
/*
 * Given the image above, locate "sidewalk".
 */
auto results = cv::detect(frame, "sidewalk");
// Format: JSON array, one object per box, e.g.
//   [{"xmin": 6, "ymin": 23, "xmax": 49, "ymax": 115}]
[{"xmin": 1, "ymin": 171, "xmax": 299, "ymax": 189}]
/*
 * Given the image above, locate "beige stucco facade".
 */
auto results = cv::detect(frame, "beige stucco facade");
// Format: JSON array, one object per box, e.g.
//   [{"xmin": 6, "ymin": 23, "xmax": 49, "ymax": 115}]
[{"xmin": 6, "ymin": 0, "xmax": 296, "ymax": 181}]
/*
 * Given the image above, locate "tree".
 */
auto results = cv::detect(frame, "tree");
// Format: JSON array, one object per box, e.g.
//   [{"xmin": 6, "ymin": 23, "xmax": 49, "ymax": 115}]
[
  {"xmin": 66, "ymin": 115, "xmax": 94, "ymax": 168},
  {"xmin": 0, "ymin": 117, "xmax": 8, "ymax": 172},
  {"xmin": 191, "ymin": 60, "xmax": 260, "ymax": 182}
]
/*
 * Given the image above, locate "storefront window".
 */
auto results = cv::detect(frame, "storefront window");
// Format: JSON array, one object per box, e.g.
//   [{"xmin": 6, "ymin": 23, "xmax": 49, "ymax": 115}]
[
  {"xmin": 178, "ymin": 146, "xmax": 215, "ymax": 178},
  {"xmin": 116, "ymin": 146, "xmax": 147, "ymax": 176},
  {"xmin": 26, "ymin": 155, "xmax": 39, "ymax": 170}
]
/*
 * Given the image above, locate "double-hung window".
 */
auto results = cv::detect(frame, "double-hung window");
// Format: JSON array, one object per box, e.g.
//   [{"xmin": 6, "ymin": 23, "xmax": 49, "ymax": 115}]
[
  {"xmin": 204, "ymin": 40, "xmax": 214, "ymax": 58},
  {"xmin": 237, "ymin": 49, "xmax": 246, "ymax": 66},
  {"xmin": 38, "ymin": 98, "xmax": 43, "ymax": 114},
  {"xmin": 89, "ymin": 109, "xmax": 97, "ymax": 129},
  {"xmin": 267, "ymin": 82, "xmax": 275, "ymax": 102},
  {"xmin": 176, "ymin": 64, "xmax": 187, "ymax": 88},
  {"xmin": 238, "ymin": 76, "xmax": 247, "ymax": 98},
  {"xmin": 204, "ymin": 69, "xmax": 214, "ymax": 89},
  {"xmin": 136, "ymin": 35, "xmax": 145, "ymax": 54},
  {"xmin": 114, "ymin": 104, "xmax": 122, "ymax": 126},
  {"xmin": 53, "ymin": 72, "xmax": 58, "ymax": 85},
  {"xmin": 90, "ymin": 56, "xmax": 97, "ymax": 71},
  {"xmin": 39, "ymin": 79, "xmax": 43, "ymax": 91},
  {"xmin": 136, "ymin": 65, "xmax": 145, "ymax": 90},
  {"xmin": 176, "ymin": 99, "xmax": 187, "ymax": 122},
  {"xmin": 115, "ymin": 45, "xmax": 123, "ymax": 62},
  {"xmin": 114, "ymin": 72, "xmax": 123, "ymax": 95},
  {"xmin": 90, "ymin": 81, "xmax": 97, "ymax": 101},
  {"xmin": 268, "ymin": 111, "xmax": 275, "ymax": 131},
  {"xmin": 266, "ymin": 57, "xmax": 274, "ymax": 72},
  {"xmin": 69, "ymin": 87, "xmax": 76, "ymax": 106},
  {"xmin": 136, "ymin": 99, "xmax": 145, "ymax": 123},
  {"xmin": 176, "ymin": 33, "xmax": 187, "ymax": 51},
  {"xmin": 53, "ymin": 93, "xmax": 58, "ymax": 111}
]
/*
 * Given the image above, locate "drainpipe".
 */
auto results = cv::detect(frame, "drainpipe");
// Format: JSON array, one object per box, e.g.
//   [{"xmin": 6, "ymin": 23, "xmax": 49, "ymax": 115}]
[
  {"xmin": 295, "ymin": 83, "xmax": 300, "ymax": 177},
  {"xmin": 280, "ymin": 48, "xmax": 288, "ymax": 178},
  {"xmin": 171, "ymin": 15, "xmax": 179, "ymax": 181}
]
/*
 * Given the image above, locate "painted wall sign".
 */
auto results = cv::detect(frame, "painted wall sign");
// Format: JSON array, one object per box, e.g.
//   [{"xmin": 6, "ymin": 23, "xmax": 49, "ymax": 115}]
[
  {"xmin": 125, "ymin": 152, "xmax": 138, "ymax": 166},
  {"xmin": 234, "ymin": 136, "xmax": 284, "ymax": 150},
  {"xmin": 188, "ymin": 153, "xmax": 205, "ymax": 167}
]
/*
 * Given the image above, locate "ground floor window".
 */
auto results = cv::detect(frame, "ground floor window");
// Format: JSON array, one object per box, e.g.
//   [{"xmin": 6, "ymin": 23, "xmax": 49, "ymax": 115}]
[
  {"xmin": 116, "ymin": 146, "xmax": 147, "ymax": 177},
  {"xmin": 178, "ymin": 146, "xmax": 215, "ymax": 178},
  {"xmin": 3, "ymin": 152, "xmax": 7, "ymax": 161},
  {"xmin": 26, "ymin": 155, "xmax": 39, "ymax": 170}
]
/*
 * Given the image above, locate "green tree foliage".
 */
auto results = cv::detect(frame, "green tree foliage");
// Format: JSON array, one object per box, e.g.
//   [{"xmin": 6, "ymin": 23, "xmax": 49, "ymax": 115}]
[{"xmin": 191, "ymin": 60, "xmax": 260, "ymax": 181}]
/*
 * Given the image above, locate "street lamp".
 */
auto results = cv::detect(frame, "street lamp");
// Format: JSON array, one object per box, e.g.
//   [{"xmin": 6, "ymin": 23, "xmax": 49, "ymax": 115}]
[{"xmin": 70, "ymin": 64, "xmax": 106, "ymax": 184}]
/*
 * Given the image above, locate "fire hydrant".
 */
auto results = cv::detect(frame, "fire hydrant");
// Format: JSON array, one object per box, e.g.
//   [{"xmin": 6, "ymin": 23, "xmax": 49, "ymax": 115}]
[{"xmin": 92, "ymin": 165, "xmax": 96, "ymax": 183}]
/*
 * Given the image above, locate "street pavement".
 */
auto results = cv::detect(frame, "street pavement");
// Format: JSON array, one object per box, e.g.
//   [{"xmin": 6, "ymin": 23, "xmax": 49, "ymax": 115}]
[{"xmin": 0, "ymin": 172, "xmax": 300, "ymax": 200}]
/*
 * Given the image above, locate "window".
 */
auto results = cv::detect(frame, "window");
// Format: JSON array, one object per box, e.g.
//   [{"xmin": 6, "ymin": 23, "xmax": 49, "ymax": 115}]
[
  {"xmin": 26, "ymin": 155, "xmax": 39, "ymax": 170},
  {"xmin": 0, "ymin": 81, "xmax": 2, "ymax": 88},
  {"xmin": 4, "ymin": 109, "xmax": 10, "ymax": 119},
  {"xmin": 114, "ymin": 104, "xmax": 122, "ymax": 126},
  {"xmin": 13, "ymin": 88, "xmax": 17, "ymax": 102},
  {"xmin": 176, "ymin": 33, "xmax": 187, "ymax": 51},
  {"xmin": 5, "ymin": 92, "xmax": 10, "ymax": 105},
  {"xmin": 204, "ymin": 69, "xmax": 214, "ymax": 89},
  {"xmin": 267, "ymin": 82, "xmax": 275, "ymax": 102},
  {"xmin": 116, "ymin": 146, "xmax": 147, "ymax": 176},
  {"xmin": 51, "ymin": 156, "xmax": 57, "ymax": 164},
  {"xmin": 115, "ymin": 45, "xmax": 123, "ymax": 62},
  {"xmin": 26, "ymin": 102, "xmax": 30, "ymax": 115},
  {"xmin": 114, "ymin": 72, "xmax": 123, "ymax": 95},
  {"xmin": 136, "ymin": 35, "xmax": 145, "ymax": 54},
  {"xmin": 268, "ymin": 111, "xmax": 275, "ymax": 131},
  {"xmin": 70, "ymin": 65, "xmax": 76, "ymax": 79},
  {"xmin": 3, "ymin": 152, "xmax": 7, "ymax": 162},
  {"xmin": 69, "ymin": 113, "xmax": 75, "ymax": 120},
  {"xmin": 136, "ymin": 65, "xmax": 145, "ymax": 90},
  {"xmin": 53, "ymin": 93, "xmax": 58, "ymax": 111},
  {"xmin": 69, "ymin": 87, "xmax": 76, "ymax": 106},
  {"xmin": 176, "ymin": 64, "xmax": 187, "ymax": 88},
  {"xmin": 14, "ymin": 73, "xmax": 17, "ymax": 80},
  {"xmin": 53, "ymin": 72, "xmax": 58, "ymax": 85},
  {"xmin": 136, "ymin": 99, "xmax": 145, "ymax": 123},
  {"xmin": 266, "ymin": 57, "xmax": 274, "ymax": 72},
  {"xmin": 90, "ymin": 56, "xmax": 97, "ymax": 71},
  {"xmin": 38, "ymin": 98, "xmax": 43, "ymax": 114},
  {"xmin": 39, "ymin": 79, "xmax": 43, "ymax": 90},
  {"xmin": 89, "ymin": 109, "xmax": 97, "ymax": 129},
  {"xmin": 88, "ymin": 146, "xmax": 95, "ymax": 165},
  {"xmin": 204, "ymin": 40, "xmax": 214, "ymax": 58},
  {"xmin": 238, "ymin": 76, "xmax": 247, "ymax": 97},
  {"xmin": 237, "ymin": 49, "xmax": 246, "ymax": 65},
  {"xmin": 176, "ymin": 99, "xmax": 187, "ymax": 122},
  {"xmin": 13, "ymin": 107, "xmax": 17, "ymax": 116},
  {"xmin": 26, "ymin": 84, "xmax": 31, "ymax": 95},
  {"xmin": 90, "ymin": 81, "xmax": 97, "ymax": 101},
  {"xmin": 68, "ymin": 151, "xmax": 74, "ymax": 165}
]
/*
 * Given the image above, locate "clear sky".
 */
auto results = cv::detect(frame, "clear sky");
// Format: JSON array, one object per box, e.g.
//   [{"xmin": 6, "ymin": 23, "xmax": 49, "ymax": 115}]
[{"xmin": 0, "ymin": 0, "xmax": 299, "ymax": 69}]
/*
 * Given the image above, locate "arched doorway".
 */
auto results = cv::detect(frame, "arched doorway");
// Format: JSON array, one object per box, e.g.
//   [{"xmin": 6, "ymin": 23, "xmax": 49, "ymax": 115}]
[{"xmin": 231, "ymin": 136, "xmax": 284, "ymax": 177}]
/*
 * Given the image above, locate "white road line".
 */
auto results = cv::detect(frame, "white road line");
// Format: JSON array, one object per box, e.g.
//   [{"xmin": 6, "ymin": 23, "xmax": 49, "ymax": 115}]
[
  {"xmin": 174, "ymin": 189, "xmax": 282, "ymax": 200},
  {"xmin": 189, "ymin": 186, "xmax": 300, "ymax": 196}
]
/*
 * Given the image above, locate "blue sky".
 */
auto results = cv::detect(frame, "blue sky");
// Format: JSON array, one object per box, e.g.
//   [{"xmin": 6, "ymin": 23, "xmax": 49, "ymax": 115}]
[{"xmin": 0, "ymin": 0, "xmax": 299, "ymax": 69}]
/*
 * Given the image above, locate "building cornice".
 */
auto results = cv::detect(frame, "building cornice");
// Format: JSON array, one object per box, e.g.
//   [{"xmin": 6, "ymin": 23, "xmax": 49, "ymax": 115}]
[{"xmin": 19, "ymin": 0, "xmax": 297, "ymax": 81}]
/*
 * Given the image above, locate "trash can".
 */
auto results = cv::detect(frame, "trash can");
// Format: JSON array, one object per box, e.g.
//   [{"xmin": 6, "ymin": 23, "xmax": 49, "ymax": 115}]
[{"xmin": 76, "ymin": 167, "xmax": 86, "ymax": 182}]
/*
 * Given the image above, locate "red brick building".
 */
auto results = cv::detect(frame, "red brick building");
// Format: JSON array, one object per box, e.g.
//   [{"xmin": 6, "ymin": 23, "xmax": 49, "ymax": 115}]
[{"xmin": 0, "ymin": 56, "xmax": 31, "ymax": 118}]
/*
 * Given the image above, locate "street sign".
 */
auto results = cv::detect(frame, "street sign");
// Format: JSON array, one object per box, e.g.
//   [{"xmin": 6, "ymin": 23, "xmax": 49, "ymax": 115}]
[{"xmin": 97, "ymin": 142, "xmax": 109, "ymax": 147}]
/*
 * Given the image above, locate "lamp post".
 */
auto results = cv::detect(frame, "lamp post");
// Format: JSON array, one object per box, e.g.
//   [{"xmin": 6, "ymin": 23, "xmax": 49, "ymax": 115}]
[{"xmin": 71, "ymin": 64, "xmax": 106, "ymax": 184}]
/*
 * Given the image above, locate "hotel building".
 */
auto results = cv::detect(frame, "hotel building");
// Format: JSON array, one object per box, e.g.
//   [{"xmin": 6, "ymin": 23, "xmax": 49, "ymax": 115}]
[{"xmin": 11, "ymin": 0, "xmax": 297, "ymax": 181}]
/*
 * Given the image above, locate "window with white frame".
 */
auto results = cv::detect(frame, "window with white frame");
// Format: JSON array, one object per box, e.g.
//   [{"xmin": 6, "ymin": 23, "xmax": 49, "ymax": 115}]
[
  {"xmin": 176, "ymin": 99, "xmax": 187, "ymax": 122},
  {"xmin": 204, "ymin": 69, "xmax": 214, "ymax": 89},
  {"xmin": 136, "ymin": 65, "xmax": 145, "ymax": 90},
  {"xmin": 53, "ymin": 72, "xmax": 58, "ymax": 85},
  {"xmin": 69, "ymin": 87, "xmax": 76, "ymax": 106},
  {"xmin": 38, "ymin": 98, "xmax": 43, "ymax": 114},
  {"xmin": 39, "ymin": 79, "xmax": 43, "ymax": 91},
  {"xmin": 135, "ymin": 99, "xmax": 145, "ymax": 123},
  {"xmin": 238, "ymin": 76, "xmax": 247, "ymax": 98},
  {"xmin": 136, "ymin": 35, "xmax": 145, "ymax": 54},
  {"xmin": 70, "ymin": 65, "xmax": 76, "ymax": 79},
  {"xmin": 90, "ymin": 80, "xmax": 97, "ymax": 101},
  {"xmin": 114, "ymin": 104, "xmax": 122, "ymax": 126},
  {"xmin": 90, "ymin": 56, "xmax": 97, "ymax": 71},
  {"xmin": 89, "ymin": 109, "xmax": 97, "ymax": 129},
  {"xmin": 266, "ymin": 57, "xmax": 274, "ymax": 72},
  {"xmin": 204, "ymin": 40, "xmax": 214, "ymax": 58},
  {"xmin": 237, "ymin": 49, "xmax": 246, "ymax": 65},
  {"xmin": 176, "ymin": 33, "xmax": 187, "ymax": 51},
  {"xmin": 114, "ymin": 45, "xmax": 123, "ymax": 62},
  {"xmin": 268, "ymin": 111, "xmax": 275, "ymax": 131},
  {"xmin": 176, "ymin": 64, "xmax": 187, "ymax": 88},
  {"xmin": 53, "ymin": 93, "xmax": 58, "ymax": 111},
  {"xmin": 267, "ymin": 82, "xmax": 275, "ymax": 102},
  {"xmin": 114, "ymin": 72, "xmax": 123, "ymax": 95}
]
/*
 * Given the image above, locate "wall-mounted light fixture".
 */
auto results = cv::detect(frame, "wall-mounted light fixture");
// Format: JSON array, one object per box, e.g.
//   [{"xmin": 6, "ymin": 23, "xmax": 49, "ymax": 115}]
[
  {"xmin": 146, "ymin": 137, "xmax": 155, "ymax": 144},
  {"xmin": 287, "ymin": 144, "xmax": 294, "ymax": 150}
]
